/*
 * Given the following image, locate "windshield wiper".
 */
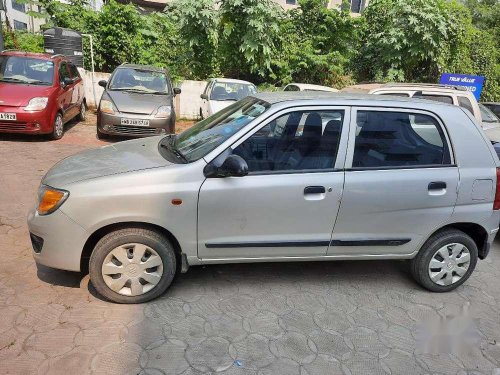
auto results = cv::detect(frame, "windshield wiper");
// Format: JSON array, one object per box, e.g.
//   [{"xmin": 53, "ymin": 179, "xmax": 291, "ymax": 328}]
[
  {"xmin": 0, "ymin": 77, "xmax": 28, "ymax": 83},
  {"xmin": 160, "ymin": 135, "xmax": 188, "ymax": 163}
]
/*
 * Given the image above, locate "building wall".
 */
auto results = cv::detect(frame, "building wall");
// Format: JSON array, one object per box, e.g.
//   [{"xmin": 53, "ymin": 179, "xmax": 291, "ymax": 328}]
[
  {"xmin": 1, "ymin": 0, "xmax": 45, "ymax": 33},
  {"xmin": 266, "ymin": 0, "xmax": 368, "ymax": 13}
]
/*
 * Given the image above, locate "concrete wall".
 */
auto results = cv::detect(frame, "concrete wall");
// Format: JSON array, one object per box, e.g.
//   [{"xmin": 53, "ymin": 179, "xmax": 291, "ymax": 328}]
[{"xmin": 80, "ymin": 68, "xmax": 206, "ymax": 120}]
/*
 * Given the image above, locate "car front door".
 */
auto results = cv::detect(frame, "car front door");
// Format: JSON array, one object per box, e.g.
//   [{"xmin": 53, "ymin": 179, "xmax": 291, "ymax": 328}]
[
  {"xmin": 328, "ymin": 107, "xmax": 459, "ymax": 256},
  {"xmin": 57, "ymin": 62, "xmax": 73, "ymax": 122},
  {"xmin": 197, "ymin": 106, "xmax": 350, "ymax": 260},
  {"xmin": 68, "ymin": 63, "xmax": 83, "ymax": 114}
]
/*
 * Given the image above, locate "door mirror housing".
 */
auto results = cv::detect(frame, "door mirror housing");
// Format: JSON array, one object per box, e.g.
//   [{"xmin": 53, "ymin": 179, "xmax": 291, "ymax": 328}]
[
  {"xmin": 204, "ymin": 154, "xmax": 248, "ymax": 178},
  {"xmin": 61, "ymin": 77, "xmax": 73, "ymax": 87},
  {"xmin": 173, "ymin": 87, "xmax": 182, "ymax": 96},
  {"xmin": 200, "ymin": 93, "xmax": 208, "ymax": 100},
  {"xmin": 98, "ymin": 80, "xmax": 108, "ymax": 88}
]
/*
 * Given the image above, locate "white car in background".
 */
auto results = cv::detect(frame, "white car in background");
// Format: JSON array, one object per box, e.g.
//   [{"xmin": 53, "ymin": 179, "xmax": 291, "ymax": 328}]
[
  {"xmin": 284, "ymin": 83, "xmax": 338, "ymax": 92},
  {"xmin": 200, "ymin": 78, "xmax": 257, "ymax": 118}
]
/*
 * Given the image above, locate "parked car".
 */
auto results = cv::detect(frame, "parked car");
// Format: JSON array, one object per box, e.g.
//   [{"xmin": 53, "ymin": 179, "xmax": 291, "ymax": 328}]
[
  {"xmin": 97, "ymin": 64, "xmax": 180, "ymax": 138},
  {"xmin": 284, "ymin": 83, "xmax": 338, "ymax": 92},
  {"xmin": 0, "ymin": 50, "xmax": 86, "ymax": 140},
  {"xmin": 200, "ymin": 78, "xmax": 257, "ymax": 118},
  {"xmin": 28, "ymin": 93, "xmax": 500, "ymax": 303},
  {"xmin": 368, "ymin": 83, "xmax": 482, "ymax": 122},
  {"xmin": 482, "ymin": 102, "xmax": 500, "ymax": 119}
]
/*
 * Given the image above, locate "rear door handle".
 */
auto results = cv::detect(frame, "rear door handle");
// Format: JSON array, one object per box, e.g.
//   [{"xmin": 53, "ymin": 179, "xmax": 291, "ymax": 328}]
[
  {"xmin": 304, "ymin": 186, "xmax": 326, "ymax": 195},
  {"xmin": 428, "ymin": 181, "xmax": 447, "ymax": 190}
]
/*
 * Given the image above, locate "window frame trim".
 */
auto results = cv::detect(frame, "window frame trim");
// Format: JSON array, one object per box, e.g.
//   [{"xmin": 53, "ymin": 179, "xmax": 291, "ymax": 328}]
[
  {"xmin": 222, "ymin": 105, "xmax": 352, "ymax": 176},
  {"xmin": 345, "ymin": 106, "xmax": 456, "ymax": 170}
]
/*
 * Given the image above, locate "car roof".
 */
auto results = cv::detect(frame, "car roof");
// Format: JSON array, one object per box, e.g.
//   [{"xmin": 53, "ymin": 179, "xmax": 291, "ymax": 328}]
[
  {"xmin": 117, "ymin": 63, "xmax": 166, "ymax": 73},
  {"xmin": 1, "ymin": 50, "xmax": 65, "ymax": 61},
  {"xmin": 210, "ymin": 78, "xmax": 255, "ymax": 85},
  {"xmin": 252, "ymin": 91, "xmax": 460, "ymax": 109},
  {"xmin": 286, "ymin": 83, "xmax": 338, "ymax": 92}
]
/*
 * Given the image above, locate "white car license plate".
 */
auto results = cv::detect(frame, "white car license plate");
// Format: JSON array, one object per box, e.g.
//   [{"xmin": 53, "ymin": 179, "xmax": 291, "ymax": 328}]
[
  {"xmin": 120, "ymin": 118, "xmax": 150, "ymax": 127},
  {"xmin": 0, "ymin": 113, "xmax": 16, "ymax": 121}
]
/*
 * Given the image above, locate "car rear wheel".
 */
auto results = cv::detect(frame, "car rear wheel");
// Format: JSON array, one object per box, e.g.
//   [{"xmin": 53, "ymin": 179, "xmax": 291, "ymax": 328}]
[
  {"xmin": 89, "ymin": 227, "xmax": 177, "ymax": 303},
  {"xmin": 410, "ymin": 229, "xmax": 477, "ymax": 292},
  {"xmin": 78, "ymin": 102, "xmax": 86, "ymax": 121},
  {"xmin": 50, "ymin": 113, "xmax": 64, "ymax": 140}
]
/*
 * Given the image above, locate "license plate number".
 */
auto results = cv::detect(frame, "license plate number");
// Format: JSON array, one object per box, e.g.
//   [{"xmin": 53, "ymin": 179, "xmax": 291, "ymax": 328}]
[
  {"xmin": 0, "ymin": 113, "xmax": 16, "ymax": 121},
  {"xmin": 120, "ymin": 118, "xmax": 150, "ymax": 126}
]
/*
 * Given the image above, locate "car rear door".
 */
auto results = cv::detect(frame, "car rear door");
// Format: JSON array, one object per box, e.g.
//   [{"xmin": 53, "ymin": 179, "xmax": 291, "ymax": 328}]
[
  {"xmin": 328, "ymin": 107, "xmax": 459, "ymax": 256},
  {"xmin": 197, "ymin": 106, "xmax": 350, "ymax": 260}
]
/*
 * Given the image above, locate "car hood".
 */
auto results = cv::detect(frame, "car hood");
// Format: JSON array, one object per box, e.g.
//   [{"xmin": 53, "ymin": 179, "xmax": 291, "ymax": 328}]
[
  {"xmin": 0, "ymin": 82, "xmax": 53, "ymax": 107},
  {"xmin": 43, "ymin": 136, "xmax": 172, "ymax": 187},
  {"xmin": 483, "ymin": 123, "xmax": 500, "ymax": 142},
  {"xmin": 107, "ymin": 90, "xmax": 173, "ymax": 114},
  {"xmin": 209, "ymin": 100, "xmax": 235, "ymax": 115}
]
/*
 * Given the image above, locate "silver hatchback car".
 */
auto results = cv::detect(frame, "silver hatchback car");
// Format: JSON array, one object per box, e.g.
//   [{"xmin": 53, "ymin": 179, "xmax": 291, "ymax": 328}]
[{"xmin": 28, "ymin": 93, "xmax": 500, "ymax": 304}]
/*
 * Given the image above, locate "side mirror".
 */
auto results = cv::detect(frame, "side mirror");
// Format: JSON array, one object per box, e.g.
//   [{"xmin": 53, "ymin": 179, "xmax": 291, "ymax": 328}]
[
  {"xmin": 61, "ymin": 77, "xmax": 73, "ymax": 87},
  {"xmin": 173, "ymin": 87, "xmax": 182, "ymax": 95},
  {"xmin": 204, "ymin": 154, "xmax": 248, "ymax": 178},
  {"xmin": 200, "ymin": 93, "xmax": 208, "ymax": 100},
  {"xmin": 98, "ymin": 80, "xmax": 108, "ymax": 88}
]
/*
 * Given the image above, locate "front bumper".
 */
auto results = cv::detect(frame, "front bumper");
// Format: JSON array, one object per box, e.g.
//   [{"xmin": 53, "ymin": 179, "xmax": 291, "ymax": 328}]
[
  {"xmin": 27, "ymin": 208, "xmax": 88, "ymax": 272},
  {"xmin": 0, "ymin": 106, "xmax": 53, "ymax": 134},
  {"xmin": 97, "ymin": 111, "xmax": 175, "ymax": 137}
]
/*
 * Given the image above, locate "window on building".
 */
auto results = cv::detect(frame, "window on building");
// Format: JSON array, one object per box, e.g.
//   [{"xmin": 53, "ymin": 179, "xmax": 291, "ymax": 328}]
[
  {"xmin": 350, "ymin": 0, "xmax": 362, "ymax": 13},
  {"xmin": 352, "ymin": 111, "xmax": 450, "ymax": 168},
  {"xmin": 13, "ymin": 20, "xmax": 27, "ymax": 30},
  {"xmin": 286, "ymin": 0, "xmax": 297, "ymax": 4},
  {"xmin": 11, "ymin": 0, "xmax": 25, "ymax": 12}
]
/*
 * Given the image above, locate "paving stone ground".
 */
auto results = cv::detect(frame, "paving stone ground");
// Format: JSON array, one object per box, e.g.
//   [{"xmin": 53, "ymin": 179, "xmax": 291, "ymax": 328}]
[{"xmin": 1, "ymin": 116, "xmax": 500, "ymax": 374}]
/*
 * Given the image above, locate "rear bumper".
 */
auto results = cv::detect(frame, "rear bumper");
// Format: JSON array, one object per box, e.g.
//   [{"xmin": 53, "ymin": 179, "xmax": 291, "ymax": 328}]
[
  {"xmin": 97, "ymin": 111, "xmax": 175, "ymax": 137},
  {"xmin": 0, "ymin": 106, "xmax": 53, "ymax": 134},
  {"xmin": 27, "ymin": 208, "xmax": 88, "ymax": 272}
]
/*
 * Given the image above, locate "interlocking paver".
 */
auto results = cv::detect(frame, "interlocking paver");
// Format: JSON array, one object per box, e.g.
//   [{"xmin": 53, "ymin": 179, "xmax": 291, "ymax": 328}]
[{"xmin": 2, "ymin": 122, "xmax": 500, "ymax": 374}]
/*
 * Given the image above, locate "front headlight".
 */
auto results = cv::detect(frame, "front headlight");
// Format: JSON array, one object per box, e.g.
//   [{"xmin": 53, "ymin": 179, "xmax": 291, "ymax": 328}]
[
  {"xmin": 37, "ymin": 185, "xmax": 69, "ymax": 216},
  {"xmin": 25, "ymin": 97, "xmax": 49, "ymax": 111},
  {"xmin": 100, "ymin": 99, "xmax": 116, "ymax": 114},
  {"xmin": 155, "ymin": 105, "xmax": 172, "ymax": 118}
]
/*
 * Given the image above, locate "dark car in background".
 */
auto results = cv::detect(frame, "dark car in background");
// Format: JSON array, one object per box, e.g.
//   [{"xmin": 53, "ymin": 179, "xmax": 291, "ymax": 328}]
[
  {"xmin": 0, "ymin": 51, "xmax": 86, "ymax": 140},
  {"xmin": 482, "ymin": 102, "xmax": 500, "ymax": 119},
  {"xmin": 97, "ymin": 64, "xmax": 180, "ymax": 138}
]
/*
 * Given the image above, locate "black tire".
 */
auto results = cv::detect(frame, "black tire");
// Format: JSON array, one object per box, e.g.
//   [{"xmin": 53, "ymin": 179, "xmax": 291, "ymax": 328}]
[
  {"xmin": 89, "ymin": 227, "xmax": 177, "ymax": 304},
  {"xmin": 410, "ymin": 229, "xmax": 478, "ymax": 292},
  {"xmin": 50, "ymin": 112, "xmax": 64, "ymax": 140},
  {"xmin": 78, "ymin": 101, "xmax": 86, "ymax": 122}
]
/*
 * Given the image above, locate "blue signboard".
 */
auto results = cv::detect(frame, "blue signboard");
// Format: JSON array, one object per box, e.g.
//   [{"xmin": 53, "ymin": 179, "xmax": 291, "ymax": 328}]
[{"xmin": 439, "ymin": 73, "xmax": 485, "ymax": 101}]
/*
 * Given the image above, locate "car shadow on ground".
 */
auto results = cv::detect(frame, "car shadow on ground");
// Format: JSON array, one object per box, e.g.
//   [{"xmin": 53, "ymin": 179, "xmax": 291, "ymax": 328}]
[{"xmin": 36, "ymin": 258, "xmax": 414, "ymax": 303}]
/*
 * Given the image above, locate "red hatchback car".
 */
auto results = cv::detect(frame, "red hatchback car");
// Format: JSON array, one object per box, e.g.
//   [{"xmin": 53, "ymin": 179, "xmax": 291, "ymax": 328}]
[{"xmin": 0, "ymin": 51, "xmax": 86, "ymax": 139}]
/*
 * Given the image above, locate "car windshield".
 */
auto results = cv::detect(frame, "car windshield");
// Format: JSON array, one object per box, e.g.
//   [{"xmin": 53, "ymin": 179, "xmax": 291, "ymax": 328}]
[
  {"xmin": 480, "ymin": 103, "xmax": 500, "ymax": 123},
  {"xmin": 109, "ymin": 68, "xmax": 170, "ymax": 94},
  {"xmin": 160, "ymin": 97, "xmax": 270, "ymax": 163},
  {"xmin": 0, "ymin": 56, "xmax": 54, "ymax": 85},
  {"xmin": 210, "ymin": 81, "xmax": 257, "ymax": 101}
]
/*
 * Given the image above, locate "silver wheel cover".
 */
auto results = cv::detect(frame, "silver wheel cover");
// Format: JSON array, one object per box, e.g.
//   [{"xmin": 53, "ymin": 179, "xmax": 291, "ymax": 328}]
[
  {"xmin": 428, "ymin": 243, "xmax": 471, "ymax": 286},
  {"xmin": 55, "ymin": 115, "xmax": 63, "ymax": 137},
  {"xmin": 102, "ymin": 243, "xmax": 164, "ymax": 296}
]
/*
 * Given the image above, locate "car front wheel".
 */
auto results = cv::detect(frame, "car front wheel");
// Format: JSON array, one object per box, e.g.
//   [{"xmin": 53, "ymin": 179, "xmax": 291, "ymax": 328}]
[
  {"xmin": 78, "ymin": 102, "xmax": 86, "ymax": 121},
  {"xmin": 50, "ymin": 113, "xmax": 64, "ymax": 140},
  {"xmin": 89, "ymin": 227, "xmax": 177, "ymax": 303},
  {"xmin": 410, "ymin": 229, "xmax": 477, "ymax": 292}
]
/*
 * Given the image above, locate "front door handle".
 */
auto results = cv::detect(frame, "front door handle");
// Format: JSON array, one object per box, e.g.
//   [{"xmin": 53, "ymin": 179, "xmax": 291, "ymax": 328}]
[
  {"xmin": 304, "ymin": 186, "xmax": 326, "ymax": 195},
  {"xmin": 428, "ymin": 181, "xmax": 447, "ymax": 190}
]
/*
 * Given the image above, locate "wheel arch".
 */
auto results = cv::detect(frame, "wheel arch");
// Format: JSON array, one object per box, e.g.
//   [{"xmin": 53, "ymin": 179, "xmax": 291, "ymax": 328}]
[
  {"xmin": 80, "ymin": 221, "xmax": 183, "ymax": 273},
  {"xmin": 427, "ymin": 222, "xmax": 489, "ymax": 259}
]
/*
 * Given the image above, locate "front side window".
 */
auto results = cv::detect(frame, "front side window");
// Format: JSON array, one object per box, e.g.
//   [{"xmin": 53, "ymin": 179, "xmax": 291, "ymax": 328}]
[
  {"xmin": 164, "ymin": 97, "xmax": 270, "ymax": 163},
  {"xmin": 59, "ymin": 62, "xmax": 70, "ymax": 83},
  {"xmin": 233, "ymin": 110, "xmax": 344, "ymax": 173},
  {"xmin": 69, "ymin": 64, "xmax": 81, "ymax": 80},
  {"xmin": 352, "ymin": 110, "xmax": 450, "ymax": 168},
  {"xmin": 0, "ymin": 56, "xmax": 54, "ymax": 85},
  {"xmin": 210, "ymin": 81, "xmax": 257, "ymax": 101},
  {"xmin": 109, "ymin": 68, "xmax": 170, "ymax": 94}
]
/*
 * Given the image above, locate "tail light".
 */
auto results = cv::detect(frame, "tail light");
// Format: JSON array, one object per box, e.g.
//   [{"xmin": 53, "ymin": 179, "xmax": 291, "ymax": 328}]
[{"xmin": 494, "ymin": 168, "xmax": 500, "ymax": 210}]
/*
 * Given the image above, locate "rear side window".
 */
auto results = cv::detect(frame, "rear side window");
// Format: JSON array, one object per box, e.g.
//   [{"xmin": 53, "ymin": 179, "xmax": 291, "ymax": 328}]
[
  {"xmin": 413, "ymin": 93, "xmax": 453, "ymax": 105},
  {"xmin": 458, "ymin": 96, "xmax": 474, "ymax": 115},
  {"xmin": 352, "ymin": 111, "xmax": 451, "ymax": 168}
]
